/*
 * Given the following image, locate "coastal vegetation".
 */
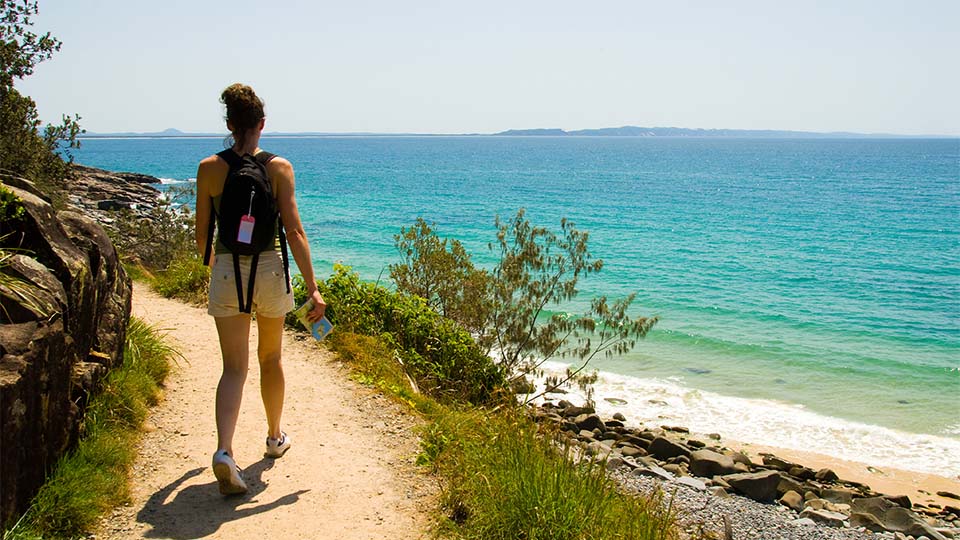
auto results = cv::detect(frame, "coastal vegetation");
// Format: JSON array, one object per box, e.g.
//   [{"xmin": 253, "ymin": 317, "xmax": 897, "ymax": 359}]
[{"xmin": 3, "ymin": 318, "xmax": 177, "ymax": 539}]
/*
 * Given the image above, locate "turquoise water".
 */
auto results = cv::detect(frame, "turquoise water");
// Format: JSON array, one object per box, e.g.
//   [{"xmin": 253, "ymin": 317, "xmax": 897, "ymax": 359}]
[{"xmin": 74, "ymin": 136, "xmax": 960, "ymax": 473}]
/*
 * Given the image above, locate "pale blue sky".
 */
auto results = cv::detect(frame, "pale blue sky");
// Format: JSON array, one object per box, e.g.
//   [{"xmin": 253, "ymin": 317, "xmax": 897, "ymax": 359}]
[{"xmin": 18, "ymin": 0, "xmax": 960, "ymax": 135}]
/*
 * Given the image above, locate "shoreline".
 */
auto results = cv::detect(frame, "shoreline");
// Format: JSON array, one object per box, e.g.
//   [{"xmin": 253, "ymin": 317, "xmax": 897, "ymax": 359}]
[{"xmin": 710, "ymin": 435, "xmax": 960, "ymax": 511}]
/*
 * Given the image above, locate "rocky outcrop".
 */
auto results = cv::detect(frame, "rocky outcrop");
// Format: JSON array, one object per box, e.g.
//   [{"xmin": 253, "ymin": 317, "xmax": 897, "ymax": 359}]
[
  {"xmin": 530, "ymin": 401, "xmax": 960, "ymax": 538},
  {"xmin": 64, "ymin": 165, "xmax": 162, "ymax": 225},
  {"xmin": 0, "ymin": 175, "xmax": 131, "ymax": 527}
]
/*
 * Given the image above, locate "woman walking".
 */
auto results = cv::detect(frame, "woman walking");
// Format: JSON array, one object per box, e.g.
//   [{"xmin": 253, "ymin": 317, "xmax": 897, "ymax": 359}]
[{"xmin": 195, "ymin": 83, "xmax": 326, "ymax": 495}]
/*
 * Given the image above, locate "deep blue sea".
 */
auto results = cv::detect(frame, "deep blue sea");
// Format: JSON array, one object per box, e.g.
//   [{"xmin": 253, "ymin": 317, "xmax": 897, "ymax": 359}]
[{"xmin": 73, "ymin": 136, "xmax": 960, "ymax": 475}]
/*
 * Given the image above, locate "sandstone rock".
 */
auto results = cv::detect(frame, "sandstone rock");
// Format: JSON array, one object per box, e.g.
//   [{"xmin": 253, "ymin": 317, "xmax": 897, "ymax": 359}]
[
  {"xmin": 799, "ymin": 508, "xmax": 847, "ymax": 528},
  {"xmin": 690, "ymin": 449, "xmax": 739, "ymax": 477},
  {"xmin": 789, "ymin": 466, "xmax": 817, "ymax": 480},
  {"xmin": 633, "ymin": 465, "xmax": 674, "ymax": 481},
  {"xmin": 881, "ymin": 506, "xmax": 949, "ymax": 540},
  {"xmin": 573, "ymin": 413, "xmax": 605, "ymax": 432},
  {"xmin": 850, "ymin": 512, "xmax": 888, "ymax": 532},
  {"xmin": 723, "ymin": 470, "xmax": 781, "ymax": 502},
  {"xmin": 885, "ymin": 494, "xmax": 913, "ymax": 509},
  {"xmin": 822, "ymin": 487, "xmax": 857, "ymax": 505},
  {"xmin": 675, "ymin": 476, "xmax": 707, "ymax": 491},
  {"xmin": 562, "ymin": 405, "xmax": 595, "ymax": 417},
  {"xmin": 779, "ymin": 490, "xmax": 804, "ymax": 512},
  {"xmin": 662, "ymin": 463, "xmax": 684, "ymax": 476},
  {"xmin": 647, "ymin": 436, "xmax": 691, "ymax": 460},
  {"xmin": 762, "ymin": 454, "xmax": 798, "ymax": 471},
  {"xmin": 815, "ymin": 468, "xmax": 839, "ymax": 482},
  {"xmin": 777, "ymin": 475, "xmax": 805, "ymax": 497},
  {"xmin": 620, "ymin": 446, "xmax": 646, "ymax": 458}
]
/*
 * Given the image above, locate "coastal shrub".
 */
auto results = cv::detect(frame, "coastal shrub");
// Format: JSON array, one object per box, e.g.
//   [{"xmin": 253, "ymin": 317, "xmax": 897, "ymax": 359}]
[
  {"xmin": 3, "ymin": 317, "xmax": 177, "ymax": 539},
  {"xmin": 392, "ymin": 210, "xmax": 658, "ymax": 400},
  {"xmin": 290, "ymin": 266, "xmax": 504, "ymax": 404},
  {"xmin": 391, "ymin": 218, "xmax": 491, "ymax": 337},
  {"xmin": 424, "ymin": 408, "xmax": 676, "ymax": 540},
  {"xmin": 109, "ymin": 184, "xmax": 197, "ymax": 270}
]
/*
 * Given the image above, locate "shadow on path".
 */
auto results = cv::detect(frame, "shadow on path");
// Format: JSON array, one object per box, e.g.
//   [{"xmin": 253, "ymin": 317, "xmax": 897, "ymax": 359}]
[{"xmin": 136, "ymin": 459, "xmax": 309, "ymax": 539}]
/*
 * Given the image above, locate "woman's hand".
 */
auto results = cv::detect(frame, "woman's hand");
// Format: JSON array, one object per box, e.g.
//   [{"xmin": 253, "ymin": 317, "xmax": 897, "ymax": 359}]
[{"xmin": 307, "ymin": 290, "xmax": 326, "ymax": 322}]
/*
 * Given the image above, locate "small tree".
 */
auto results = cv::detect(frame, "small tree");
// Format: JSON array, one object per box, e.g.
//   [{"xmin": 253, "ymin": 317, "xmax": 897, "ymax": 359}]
[
  {"xmin": 1, "ymin": 0, "xmax": 83, "ymax": 206},
  {"xmin": 392, "ymin": 210, "xmax": 658, "ymax": 401},
  {"xmin": 390, "ymin": 218, "xmax": 491, "ymax": 337}
]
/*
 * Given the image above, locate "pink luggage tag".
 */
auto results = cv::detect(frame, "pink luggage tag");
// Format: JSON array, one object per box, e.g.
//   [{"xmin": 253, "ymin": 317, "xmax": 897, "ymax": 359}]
[
  {"xmin": 237, "ymin": 191, "xmax": 255, "ymax": 244},
  {"xmin": 237, "ymin": 215, "xmax": 255, "ymax": 244}
]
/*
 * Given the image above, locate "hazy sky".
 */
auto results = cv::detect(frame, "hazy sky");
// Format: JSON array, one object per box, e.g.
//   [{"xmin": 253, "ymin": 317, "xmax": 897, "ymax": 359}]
[{"xmin": 17, "ymin": 0, "xmax": 960, "ymax": 135}]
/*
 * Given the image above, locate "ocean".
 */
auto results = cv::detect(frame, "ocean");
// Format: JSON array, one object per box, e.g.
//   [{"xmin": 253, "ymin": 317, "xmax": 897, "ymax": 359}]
[{"xmin": 72, "ymin": 136, "xmax": 960, "ymax": 476}]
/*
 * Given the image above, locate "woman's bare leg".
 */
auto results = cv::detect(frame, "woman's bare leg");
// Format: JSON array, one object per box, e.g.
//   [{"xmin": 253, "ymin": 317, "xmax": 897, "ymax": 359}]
[
  {"xmin": 214, "ymin": 314, "xmax": 251, "ymax": 455},
  {"xmin": 256, "ymin": 315, "xmax": 285, "ymax": 439}
]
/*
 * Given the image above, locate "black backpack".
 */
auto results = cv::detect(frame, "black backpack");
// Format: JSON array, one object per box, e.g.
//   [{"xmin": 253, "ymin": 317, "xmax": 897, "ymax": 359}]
[{"xmin": 203, "ymin": 150, "xmax": 290, "ymax": 313}]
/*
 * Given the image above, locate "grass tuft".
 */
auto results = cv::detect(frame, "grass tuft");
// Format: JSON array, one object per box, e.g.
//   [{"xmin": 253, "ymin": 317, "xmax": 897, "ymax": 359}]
[
  {"xmin": 150, "ymin": 254, "xmax": 209, "ymax": 305},
  {"xmin": 3, "ymin": 317, "xmax": 177, "ymax": 539}
]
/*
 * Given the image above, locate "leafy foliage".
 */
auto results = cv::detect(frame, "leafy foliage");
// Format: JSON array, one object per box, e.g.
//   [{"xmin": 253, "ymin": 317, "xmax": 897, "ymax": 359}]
[
  {"xmin": 392, "ymin": 210, "xmax": 658, "ymax": 400},
  {"xmin": 390, "ymin": 218, "xmax": 491, "ymax": 337},
  {"xmin": 291, "ymin": 265, "xmax": 504, "ymax": 404}
]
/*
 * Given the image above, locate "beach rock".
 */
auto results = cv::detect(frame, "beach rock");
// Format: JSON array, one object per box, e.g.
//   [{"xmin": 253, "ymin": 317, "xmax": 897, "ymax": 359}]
[
  {"xmin": 573, "ymin": 414, "xmax": 605, "ymax": 432},
  {"xmin": 687, "ymin": 439, "xmax": 706, "ymax": 449},
  {"xmin": 725, "ymin": 450, "xmax": 754, "ymax": 468},
  {"xmin": 562, "ymin": 405, "xmax": 595, "ymax": 417},
  {"xmin": 880, "ymin": 506, "xmax": 949, "ymax": 539},
  {"xmin": 886, "ymin": 494, "xmax": 913, "ymax": 509},
  {"xmin": 799, "ymin": 508, "xmax": 848, "ymax": 528},
  {"xmin": 723, "ymin": 470, "xmax": 781, "ymax": 502},
  {"xmin": 850, "ymin": 512, "xmax": 889, "ymax": 532},
  {"xmin": 938, "ymin": 491, "xmax": 960, "ymax": 501},
  {"xmin": 780, "ymin": 490, "xmax": 805, "ymax": 512},
  {"xmin": 675, "ymin": 476, "xmax": 707, "ymax": 491},
  {"xmin": 777, "ymin": 475, "xmax": 805, "ymax": 497},
  {"xmin": 815, "ymin": 468, "xmax": 840, "ymax": 482},
  {"xmin": 762, "ymin": 454, "xmax": 798, "ymax": 471},
  {"xmin": 647, "ymin": 437, "xmax": 691, "ymax": 460},
  {"xmin": 689, "ymin": 449, "xmax": 739, "ymax": 477},
  {"xmin": 789, "ymin": 466, "xmax": 817, "ymax": 480},
  {"xmin": 632, "ymin": 465, "xmax": 674, "ymax": 481},
  {"xmin": 612, "ymin": 412, "xmax": 626, "ymax": 422},
  {"xmin": 822, "ymin": 487, "xmax": 857, "ymax": 505}
]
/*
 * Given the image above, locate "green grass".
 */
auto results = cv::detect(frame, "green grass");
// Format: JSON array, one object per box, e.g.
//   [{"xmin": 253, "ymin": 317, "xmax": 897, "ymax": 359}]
[
  {"xmin": 325, "ymin": 329, "xmax": 677, "ymax": 540},
  {"xmin": 149, "ymin": 253, "xmax": 210, "ymax": 305},
  {"xmin": 3, "ymin": 317, "xmax": 177, "ymax": 539}
]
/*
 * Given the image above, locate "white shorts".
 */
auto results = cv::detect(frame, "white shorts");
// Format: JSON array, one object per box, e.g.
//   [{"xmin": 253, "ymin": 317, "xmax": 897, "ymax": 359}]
[{"xmin": 207, "ymin": 251, "xmax": 294, "ymax": 318}]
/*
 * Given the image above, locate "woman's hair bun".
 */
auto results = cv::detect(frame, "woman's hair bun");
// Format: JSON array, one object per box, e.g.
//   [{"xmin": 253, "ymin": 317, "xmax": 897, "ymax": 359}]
[{"xmin": 221, "ymin": 83, "xmax": 264, "ymax": 132}]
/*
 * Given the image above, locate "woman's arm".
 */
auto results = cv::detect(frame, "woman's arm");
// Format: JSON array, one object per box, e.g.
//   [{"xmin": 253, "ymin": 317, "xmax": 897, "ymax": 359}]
[
  {"xmin": 272, "ymin": 157, "xmax": 326, "ymax": 320},
  {"xmin": 194, "ymin": 156, "xmax": 218, "ymax": 260}
]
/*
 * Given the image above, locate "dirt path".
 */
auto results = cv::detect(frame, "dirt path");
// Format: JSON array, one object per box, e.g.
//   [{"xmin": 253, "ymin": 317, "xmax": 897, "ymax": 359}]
[{"xmin": 97, "ymin": 282, "xmax": 434, "ymax": 539}]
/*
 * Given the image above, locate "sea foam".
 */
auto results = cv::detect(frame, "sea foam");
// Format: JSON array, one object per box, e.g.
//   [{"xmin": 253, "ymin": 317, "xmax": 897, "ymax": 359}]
[{"xmin": 531, "ymin": 360, "xmax": 960, "ymax": 478}]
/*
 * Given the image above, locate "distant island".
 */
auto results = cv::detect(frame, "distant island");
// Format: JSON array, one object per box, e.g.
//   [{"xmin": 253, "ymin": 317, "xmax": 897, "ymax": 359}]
[{"xmin": 80, "ymin": 126, "xmax": 954, "ymax": 139}]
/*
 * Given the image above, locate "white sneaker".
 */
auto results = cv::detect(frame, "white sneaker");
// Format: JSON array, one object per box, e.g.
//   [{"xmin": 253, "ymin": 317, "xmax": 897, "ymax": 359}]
[
  {"xmin": 212, "ymin": 450, "xmax": 247, "ymax": 495},
  {"xmin": 265, "ymin": 432, "xmax": 291, "ymax": 458}
]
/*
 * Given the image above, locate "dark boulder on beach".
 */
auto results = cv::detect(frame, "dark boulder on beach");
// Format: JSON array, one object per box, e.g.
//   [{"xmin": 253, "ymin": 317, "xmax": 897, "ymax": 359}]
[
  {"xmin": 689, "ymin": 449, "xmax": 739, "ymax": 477},
  {"xmin": 723, "ymin": 470, "xmax": 781, "ymax": 502},
  {"xmin": 648, "ymin": 436, "xmax": 691, "ymax": 460}
]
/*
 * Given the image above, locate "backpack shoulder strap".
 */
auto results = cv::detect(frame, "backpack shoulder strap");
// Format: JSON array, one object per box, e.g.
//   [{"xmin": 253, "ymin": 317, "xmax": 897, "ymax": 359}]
[
  {"xmin": 254, "ymin": 151, "xmax": 276, "ymax": 165},
  {"xmin": 217, "ymin": 149, "xmax": 242, "ymax": 169}
]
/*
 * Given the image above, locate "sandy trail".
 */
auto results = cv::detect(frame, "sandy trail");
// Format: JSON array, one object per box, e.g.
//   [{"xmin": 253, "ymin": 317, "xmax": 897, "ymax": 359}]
[{"xmin": 97, "ymin": 282, "xmax": 434, "ymax": 539}]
